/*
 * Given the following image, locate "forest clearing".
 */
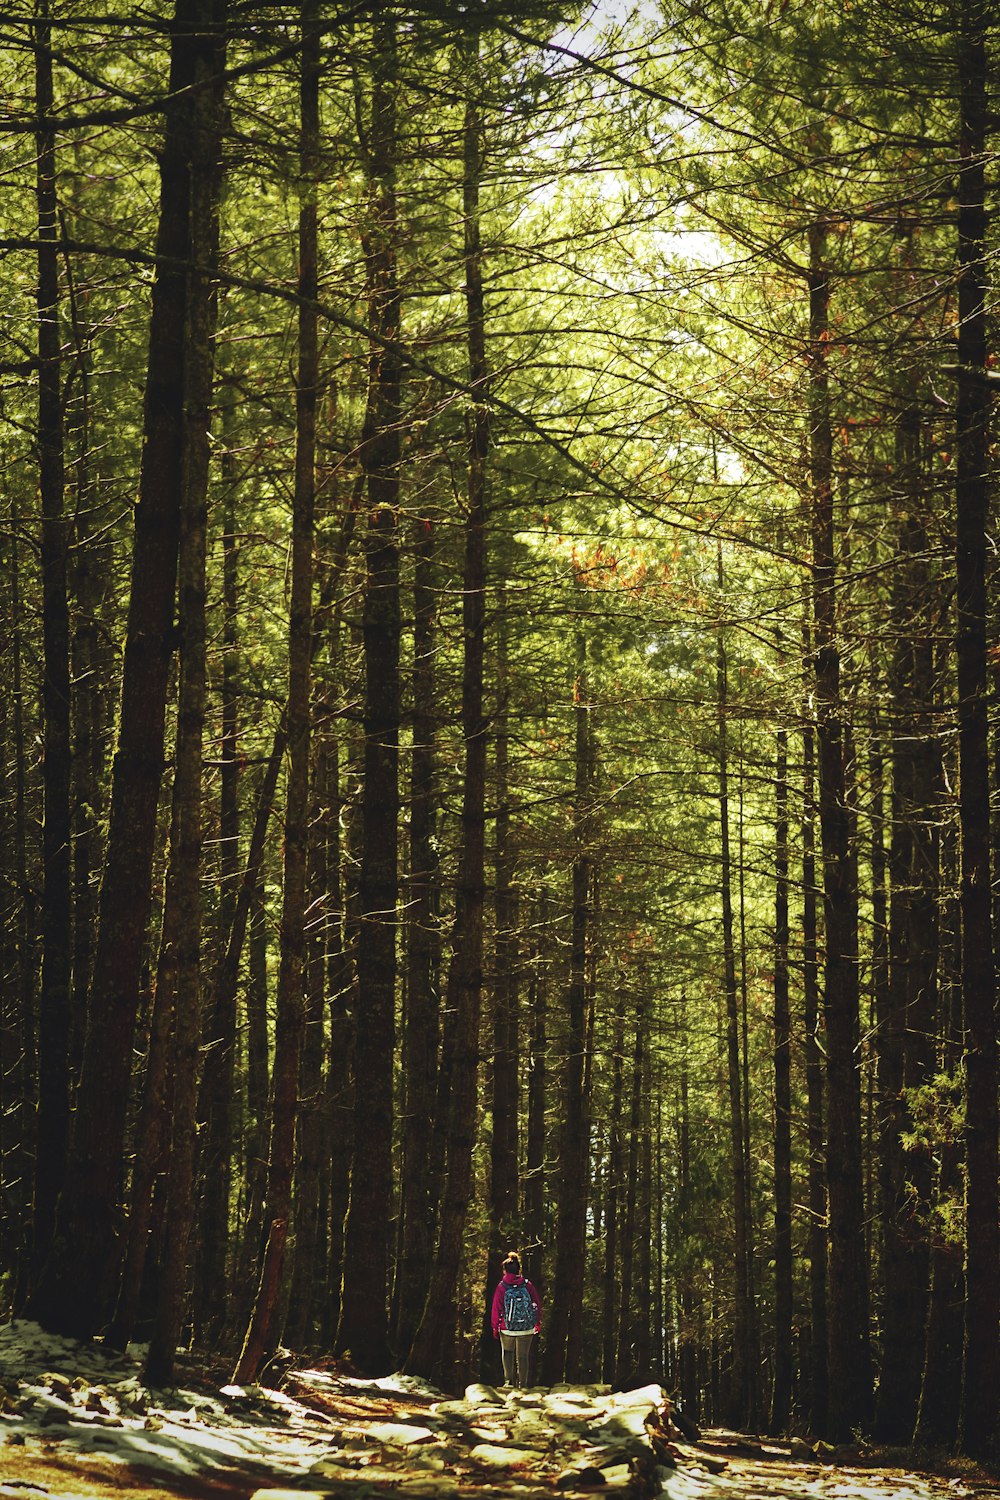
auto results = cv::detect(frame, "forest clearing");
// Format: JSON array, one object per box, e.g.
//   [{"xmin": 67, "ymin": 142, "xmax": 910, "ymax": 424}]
[{"xmin": 2, "ymin": 0, "xmax": 1000, "ymax": 1484}]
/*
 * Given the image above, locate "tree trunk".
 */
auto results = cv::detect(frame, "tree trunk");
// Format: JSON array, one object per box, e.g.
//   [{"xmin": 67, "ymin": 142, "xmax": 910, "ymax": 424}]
[
  {"xmin": 194, "ymin": 398, "xmax": 242, "ymax": 1343},
  {"xmin": 875, "ymin": 398, "xmax": 938, "ymax": 1442},
  {"xmin": 232, "ymin": 0, "xmax": 318, "ymax": 1382},
  {"xmin": 770, "ymin": 720, "xmax": 792, "ymax": 1433},
  {"xmin": 807, "ymin": 221, "xmax": 873, "ymax": 1438},
  {"xmin": 614, "ymin": 996, "xmax": 644, "ymax": 1388},
  {"xmin": 914, "ymin": 807, "xmax": 964, "ymax": 1448},
  {"xmin": 800, "ymin": 643, "xmax": 828, "ymax": 1435},
  {"xmin": 523, "ymin": 899, "xmax": 548, "ymax": 1292},
  {"xmin": 143, "ymin": 5, "xmax": 226, "ymax": 1382},
  {"xmin": 601, "ymin": 988, "xmax": 626, "ymax": 1383},
  {"xmin": 481, "ymin": 578, "xmax": 517, "ymax": 1379},
  {"xmin": 404, "ymin": 41, "xmax": 489, "ymax": 1385},
  {"xmin": 394, "ymin": 511, "xmax": 441, "ymax": 1360},
  {"xmin": 716, "ymin": 548, "xmax": 754, "ymax": 1429},
  {"xmin": 29, "ymin": 0, "xmax": 218, "ymax": 1338},
  {"xmin": 542, "ymin": 622, "xmax": 591, "ymax": 1383},
  {"xmin": 32, "ymin": 0, "xmax": 73, "ymax": 1273},
  {"xmin": 953, "ymin": 0, "xmax": 999, "ymax": 1461},
  {"xmin": 337, "ymin": 7, "xmax": 401, "ymax": 1375}
]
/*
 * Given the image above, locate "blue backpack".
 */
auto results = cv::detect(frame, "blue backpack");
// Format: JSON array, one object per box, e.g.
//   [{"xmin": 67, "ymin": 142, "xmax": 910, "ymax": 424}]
[{"xmin": 503, "ymin": 1280, "xmax": 536, "ymax": 1333}]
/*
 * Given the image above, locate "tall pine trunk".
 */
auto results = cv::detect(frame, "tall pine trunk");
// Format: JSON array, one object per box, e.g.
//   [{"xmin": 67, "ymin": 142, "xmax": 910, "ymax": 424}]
[
  {"xmin": 807, "ymin": 222, "xmax": 873, "ymax": 1437},
  {"xmin": 716, "ymin": 549, "xmax": 755, "ymax": 1428},
  {"xmin": 405, "ymin": 35, "xmax": 489, "ymax": 1385},
  {"xmin": 337, "ymin": 6, "xmax": 401, "ymax": 1374},
  {"xmin": 394, "ymin": 511, "xmax": 441, "ymax": 1360},
  {"xmin": 232, "ymin": 0, "xmax": 318, "ymax": 1381},
  {"xmin": 32, "ymin": 0, "xmax": 73, "ymax": 1269},
  {"xmin": 30, "ymin": 0, "xmax": 218, "ymax": 1337},
  {"xmin": 954, "ymin": 0, "xmax": 998, "ymax": 1459},
  {"xmin": 542, "ymin": 621, "xmax": 591, "ymax": 1383},
  {"xmin": 770, "ymin": 719, "xmax": 792, "ymax": 1433}
]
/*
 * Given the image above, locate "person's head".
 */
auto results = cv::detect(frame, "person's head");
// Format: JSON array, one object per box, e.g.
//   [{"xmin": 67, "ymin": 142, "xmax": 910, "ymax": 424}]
[{"xmin": 503, "ymin": 1251, "xmax": 521, "ymax": 1276}]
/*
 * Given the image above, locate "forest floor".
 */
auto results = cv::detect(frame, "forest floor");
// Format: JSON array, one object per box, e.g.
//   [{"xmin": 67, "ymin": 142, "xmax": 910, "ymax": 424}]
[{"xmin": 1, "ymin": 1323, "xmax": 997, "ymax": 1500}]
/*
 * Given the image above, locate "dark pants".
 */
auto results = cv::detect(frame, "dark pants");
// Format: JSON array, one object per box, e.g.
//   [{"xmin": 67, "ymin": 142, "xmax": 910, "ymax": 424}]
[{"xmin": 500, "ymin": 1331, "xmax": 533, "ymax": 1387}]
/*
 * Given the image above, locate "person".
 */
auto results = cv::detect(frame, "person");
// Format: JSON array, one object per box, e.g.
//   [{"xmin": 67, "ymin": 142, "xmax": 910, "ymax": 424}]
[{"xmin": 490, "ymin": 1251, "xmax": 541, "ymax": 1389}]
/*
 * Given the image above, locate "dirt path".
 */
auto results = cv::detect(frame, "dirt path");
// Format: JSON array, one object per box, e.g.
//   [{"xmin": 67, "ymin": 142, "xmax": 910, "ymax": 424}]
[{"xmin": 2, "ymin": 1325, "xmax": 997, "ymax": 1500}]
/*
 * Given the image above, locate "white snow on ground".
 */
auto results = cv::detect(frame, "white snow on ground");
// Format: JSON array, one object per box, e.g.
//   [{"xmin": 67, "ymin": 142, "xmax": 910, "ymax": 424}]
[{"xmin": 0, "ymin": 1320, "xmax": 371, "ymax": 1484}]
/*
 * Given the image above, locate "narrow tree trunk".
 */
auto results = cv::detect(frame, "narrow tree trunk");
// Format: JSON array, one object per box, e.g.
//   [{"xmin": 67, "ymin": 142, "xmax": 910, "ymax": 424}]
[
  {"xmin": 542, "ymin": 622, "xmax": 591, "ymax": 1383},
  {"xmin": 29, "ymin": 0, "xmax": 215, "ymax": 1338},
  {"xmin": 800, "ymin": 643, "xmax": 828, "ymax": 1435},
  {"xmin": 286, "ymin": 812, "xmax": 327, "ymax": 1350},
  {"xmin": 481, "ymin": 578, "xmax": 517, "ymax": 1378},
  {"xmin": 770, "ymin": 720, "xmax": 792, "ymax": 1433},
  {"xmin": 875, "ymin": 399, "xmax": 938, "ymax": 1442},
  {"xmin": 143, "ymin": 6, "xmax": 226, "ymax": 1382},
  {"xmin": 716, "ymin": 550, "xmax": 753, "ymax": 1428},
  {"xmin": 324, "ymin": 725, "xmax": 354, "ymax": 1345},
  {"xmin": 953, "ymin": 0, "xmax": 999, "ymax": 1461},
  {"xmin": 194, "ymin": 401, "xmax": 242, "ymax": 1343},
  {"xmin": 404, "ymin": 42, "xmax": 489, "ymax": 1384},
  {"xmin": 523, "ymin": 902, "xmax": 548, "ymax": 1292},
  {"xmin": 232, "ymin": 1, "xmax": 318, "ymax": 1381},
  {"xmin": 601, "ymin": 989, "xmax": 626, "ymax": 1383},
  {"xmin": 32, "ymin": 0, "xmax": 73, "ymax": 1272},
  {"xmin": 807, "ymin": 222, "xmax": 872, "ymax": 1437},
  {"xmin": 914, "ymin": 806, "xmax": 964, "ymax": 1448},
  {"xmin": 394, "ymin": 511, "xmax": 441, "ymax": 1360},
  {"xmin": 614, "ymin": 997, "xmax": 644, "ymax": 1388},
  {"xmin": 337, "ymin": 7, "xmax": 401, "ymax": 1375}
]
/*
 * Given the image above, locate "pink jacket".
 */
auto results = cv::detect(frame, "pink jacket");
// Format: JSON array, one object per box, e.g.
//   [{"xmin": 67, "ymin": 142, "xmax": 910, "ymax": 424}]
[{"xmin": 491, "ymin": 1272, "xmax": 541, "ymax": 1336}]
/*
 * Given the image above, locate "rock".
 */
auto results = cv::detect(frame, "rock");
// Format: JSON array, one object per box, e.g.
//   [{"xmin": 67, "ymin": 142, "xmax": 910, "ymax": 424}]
[
  {"xmin": 606, "ymin": 1384, "xmax": 665, "ymax": 1410},
  {"xmin": 470, "ymin": 1441, "xmax": 536, "ymax": 1468},
  {"xmin": 41, "ymin": 1373, "xmax": 73, "ymax": 1402},
  {"xmin": 37, "ymin": 1407, "xmax": 71, "ymax": 1427},
  {"xmin": 669, "ymin": 1405, "xmax": 700, "ymax": 1443},
  {"xmin": 143, "ymin": 1414, "xmax": 163, "ymax": 1431},
  {"xmin": 395, "ymin": 1477, "xmax": 460, "ymax": 1497},
  {"xmin": 357, "ymin": 1420, "xmax": 436, "ymax": 1446},
  {"xmin": 556, "ymin": 1463, "xmax": 607, "ymax": 1489},
  {"xmin": 4, "ymin": 1431, "xmax": 25, "ymax": 1446},
  {"xmin": 251, "ymin": 1492, "xmax": 338, "ymax": 1500},
  {"xmin": 85, "ymin": 1389, "xmax": 110, "ymax": 1414},
  {"xmin": 790, "ymin": 1435, "xmax": 816, "ymax": 1461},
  {"xmin": 465, "ymin": 1382, "xmax": 504, "ymax": 1407},
  {"xmin": 594, "ymin": 1406, "xmax": 653, "ymax": 1439}
]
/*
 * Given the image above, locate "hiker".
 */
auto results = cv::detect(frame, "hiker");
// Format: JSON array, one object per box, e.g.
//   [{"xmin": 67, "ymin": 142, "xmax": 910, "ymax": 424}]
[{"xmin": 490, "ymin": 1251, "xmax": 541, "ymax": 1389}]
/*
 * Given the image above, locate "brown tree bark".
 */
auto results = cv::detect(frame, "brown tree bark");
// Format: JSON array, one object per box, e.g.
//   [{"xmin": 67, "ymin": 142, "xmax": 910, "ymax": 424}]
[
  {"xmin": 29, "ymin": 0, "xmax": 221, "ymax": 1338},
  {"xmin": 770, "ymin": 720, "xmax": 792, "ymax": 1434},
  {"xmin": 394, "ymin": 511, "xmax": 441, "ymax": 1361},
  {"xmin": 613, "ymin": 995, "xmax": 644, "ymax": 1388},
  {"xmin": 807, "ymin": 222, "xmax": 873, "ymax": 1438},
  {"xmin": 875, "ymin": 399, "xmax": 938, "ymax": 1443},
  {"xmin": 232, "ymin": 0, "xmax": 318, "ymax": 1383},
  {"xmin": 479, "ymin": 577, "xmax": 517, "ymax": 1379},
  {"xmin": 404, "ymin": 38, "xmax": 489, "ymax": 1386},
  {"xmin": 716, "ymin": 549, "xmax": 755, "ymax": 1429},
  {"xmin": 32, "ymin": 0, "xmax": 73, "ymax": 1272},
  {"xmin": 799, "ymin": 640, "xmax": 828, "ymax": 1436},
  {"xmin": 337, "ymin": 6, "xmax": 401, "ymax": 1375},
  {"xmin": 194, "ymin": 392, "xmax": 242, "ymax": 1343},
  {"xmin": 523, "ymin": 898, "xmax": 548, "ymax": 1293},
  {"xmin": 143, "ymin": 7, "xmax": 226, "ymax": 1381},
  {"xmin": 542, "ymin": 621, "xmax": 592, "ymax": 1383},
  {"xmin": 954, "ymin": 1, "xmax": 998, "ymax": 1460},
  {"xmin": 601, "ymin": 988, "xmax": 626, "ymax": 1383}
]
